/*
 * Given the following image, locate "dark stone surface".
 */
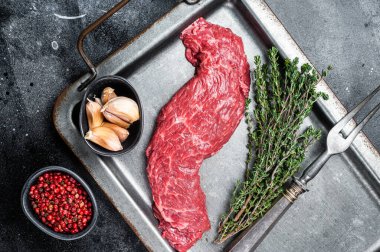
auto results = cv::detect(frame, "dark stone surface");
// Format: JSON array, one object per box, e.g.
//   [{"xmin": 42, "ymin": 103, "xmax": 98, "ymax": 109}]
[
  {"xmin": 0, "ymin": 0, "xmax": 176, "ymax": 251},
  {"xmin": 0, "ymin": 0, "xmax": 379, "ymax": 251},
  {"xmin": 266, "ymin": 0, "xmax": 380, "ymax": 150}
]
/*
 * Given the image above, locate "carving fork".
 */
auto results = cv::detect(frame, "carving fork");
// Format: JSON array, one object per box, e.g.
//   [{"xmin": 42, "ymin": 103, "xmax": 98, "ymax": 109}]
[{"xmin": 226, "ymin": 84, "xmax": 380, "ymax": 252}]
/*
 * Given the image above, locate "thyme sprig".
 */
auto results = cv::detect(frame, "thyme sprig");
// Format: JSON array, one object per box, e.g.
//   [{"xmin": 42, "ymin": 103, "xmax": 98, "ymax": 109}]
[{"xmin": 215, "ymin": 47, "xmax": 330, "ymax": 243}]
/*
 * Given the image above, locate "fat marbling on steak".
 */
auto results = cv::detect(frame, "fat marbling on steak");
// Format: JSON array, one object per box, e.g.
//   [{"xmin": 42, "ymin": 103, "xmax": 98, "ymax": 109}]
[{"xmin": 146, "ymin": 17, "xmax": 250, "ymax": 251}]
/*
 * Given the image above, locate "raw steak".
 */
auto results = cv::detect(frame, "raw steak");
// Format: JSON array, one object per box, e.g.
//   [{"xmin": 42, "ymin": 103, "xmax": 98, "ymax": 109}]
[{"xmin": 146, "ymin": 17, "xmax": 250, "ymax": 251}]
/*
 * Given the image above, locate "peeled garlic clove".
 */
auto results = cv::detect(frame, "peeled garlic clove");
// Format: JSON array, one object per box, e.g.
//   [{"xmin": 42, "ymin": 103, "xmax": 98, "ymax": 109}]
[
  {"xmin": 103, "ymin": 111, "xmax": 131, "ymax": 128},
  {"xmin": 85, "ymin": 126, "xmax": 122, "ymax": 151},
  {"xmin": 101, "ymin": 97, "xmax": 140, "ymax": 127},
  {"xmin": 102, "ymin": 122, "xmax": 129, "ymax": 142},
  {"xmin": 101, "ymin": 87, "xmax": 117, "ymax": 104},
  {"xmin": 86, "ymin": 98, "xmax": 104, "ymax": 129}
]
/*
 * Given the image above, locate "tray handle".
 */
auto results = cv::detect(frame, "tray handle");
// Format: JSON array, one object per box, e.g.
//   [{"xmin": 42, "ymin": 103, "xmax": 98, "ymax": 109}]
[
  {"xmin": 76, "ymin": 0, "xmax": 200, "ymax": 91},
  {"xmin": 77, "ymin": 0, "xmax": 130, "ymax": 91}
]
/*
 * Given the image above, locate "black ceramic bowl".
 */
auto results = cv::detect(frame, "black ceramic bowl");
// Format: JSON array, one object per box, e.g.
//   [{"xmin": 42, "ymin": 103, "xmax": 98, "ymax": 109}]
[
  {"xmin": 79, "ymin": 76, "xmax": 143, "ymax": 156},
  {"xmin": 21, "ymin": 166, "xmax": 98, "ymax": 240}
]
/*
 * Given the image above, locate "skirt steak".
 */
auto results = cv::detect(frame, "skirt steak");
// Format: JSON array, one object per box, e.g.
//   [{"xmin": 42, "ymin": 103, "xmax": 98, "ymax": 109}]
[{"xmin": 146, "ymin": 17, "xmax": 250, "ymax": 251}]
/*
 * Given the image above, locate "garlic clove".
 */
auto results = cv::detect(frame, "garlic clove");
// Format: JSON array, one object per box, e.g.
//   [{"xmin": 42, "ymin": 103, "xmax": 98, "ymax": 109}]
[
  {"xmin": 101, "ymin": 97, "xmax": 140, "ymax": 127},
  {"xmin": 102, "ymin": 111, "xmax": 131, "ymax": 128},
  {"xmin": 95, "ymin": 97, "xmax": 103, "ymax": 106},
  {"xmin": 101, "ymin": 87, "xmax": 117, "ymax": 104},
  {"xmin": 86, "ymin": 98, "xmax": 104, "ymax": 129},
  {"xmin": 102, "ymin": 122, "xmax": 129, "ymax": 142},
  {"xmin": 85, "ymin": 126, "xmax": 123, "ymax": 151}
]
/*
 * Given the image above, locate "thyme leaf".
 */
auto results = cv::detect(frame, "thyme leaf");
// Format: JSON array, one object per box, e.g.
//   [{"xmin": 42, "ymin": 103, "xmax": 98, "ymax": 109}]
[{"xmin": 215, "ymin": 47, "xmax": 329, "ymax": 243}]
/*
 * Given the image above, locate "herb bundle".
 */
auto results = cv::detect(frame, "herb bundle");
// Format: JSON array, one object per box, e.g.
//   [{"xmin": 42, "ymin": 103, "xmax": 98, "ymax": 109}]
[{"xmin": 216, "ymin": 47, "xmax": 330, "ymax": 243}]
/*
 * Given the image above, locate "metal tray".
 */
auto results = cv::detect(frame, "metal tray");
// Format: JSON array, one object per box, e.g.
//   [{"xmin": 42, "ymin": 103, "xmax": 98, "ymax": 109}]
[{"xmin": 53, "ymin": 0, "xmax": 380, "ymax": 251}]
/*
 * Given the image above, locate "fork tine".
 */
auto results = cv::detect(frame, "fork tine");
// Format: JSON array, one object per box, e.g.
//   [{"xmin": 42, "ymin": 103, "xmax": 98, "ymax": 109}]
[
  {"xmin": 333, "ymin": 84, "xmax": 380, "ymax": 131},
  {"xmin": 345, "ymin": 101, "xmax": 380, "ymax": 143}
]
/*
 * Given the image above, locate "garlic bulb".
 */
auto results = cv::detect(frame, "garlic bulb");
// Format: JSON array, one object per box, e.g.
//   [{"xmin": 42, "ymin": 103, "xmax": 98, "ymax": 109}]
[
  {"xmin": 101, "ymin": 97, "xmax": 140, "ymax": 127},
  {"xmin": 101, "ymin": 87, "xmax": 117, "ymax": 104},
  {"xmin": 86, "ymin": 98, "xmax": 103, "ymax": 129},
  {"xmin": 102, "ymin": 122, "xmax": 129, "ymax": 142},
  {"xmin": 85, "ymin": 126, "xmax": 122, "ymax": 151}
]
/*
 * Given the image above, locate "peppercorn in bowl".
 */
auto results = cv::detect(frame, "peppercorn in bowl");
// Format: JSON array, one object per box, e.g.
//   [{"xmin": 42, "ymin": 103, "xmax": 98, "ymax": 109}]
[{"xmin": 21, "ymin": 166, "xmax": 98, "ymax": 240}]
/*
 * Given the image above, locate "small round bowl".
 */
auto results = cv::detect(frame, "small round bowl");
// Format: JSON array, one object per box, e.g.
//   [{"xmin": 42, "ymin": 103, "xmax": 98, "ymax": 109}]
[
  {"xmin": 21, "ymin": 166, "xmax": 98, "ymax": 240},
  {"xmin": 79, "ymin": 76, "xmax": 143, "ymax": 156}
]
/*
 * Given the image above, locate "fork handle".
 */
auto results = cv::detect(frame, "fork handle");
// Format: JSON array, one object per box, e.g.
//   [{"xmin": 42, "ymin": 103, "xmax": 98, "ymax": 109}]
[
  {"xmin": 225, "ymin": 197, "xmax": 293, "ymax": 252},
  {"xmin": 297, "ymin": 150, "xmax": 331, "ymax": 185}
]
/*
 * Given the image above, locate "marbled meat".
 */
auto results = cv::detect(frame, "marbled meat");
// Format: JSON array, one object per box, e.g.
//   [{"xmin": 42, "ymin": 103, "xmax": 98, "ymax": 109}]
[{"xmin": 146, "ymin": 17, "xmax": 250, "ymax": 251}]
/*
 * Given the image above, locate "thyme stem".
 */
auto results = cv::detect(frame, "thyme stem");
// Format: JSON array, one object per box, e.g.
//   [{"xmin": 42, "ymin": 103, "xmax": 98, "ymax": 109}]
[{"xmin": 215, "ymin": 47, "xmax": 330, "ymax": 244}]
